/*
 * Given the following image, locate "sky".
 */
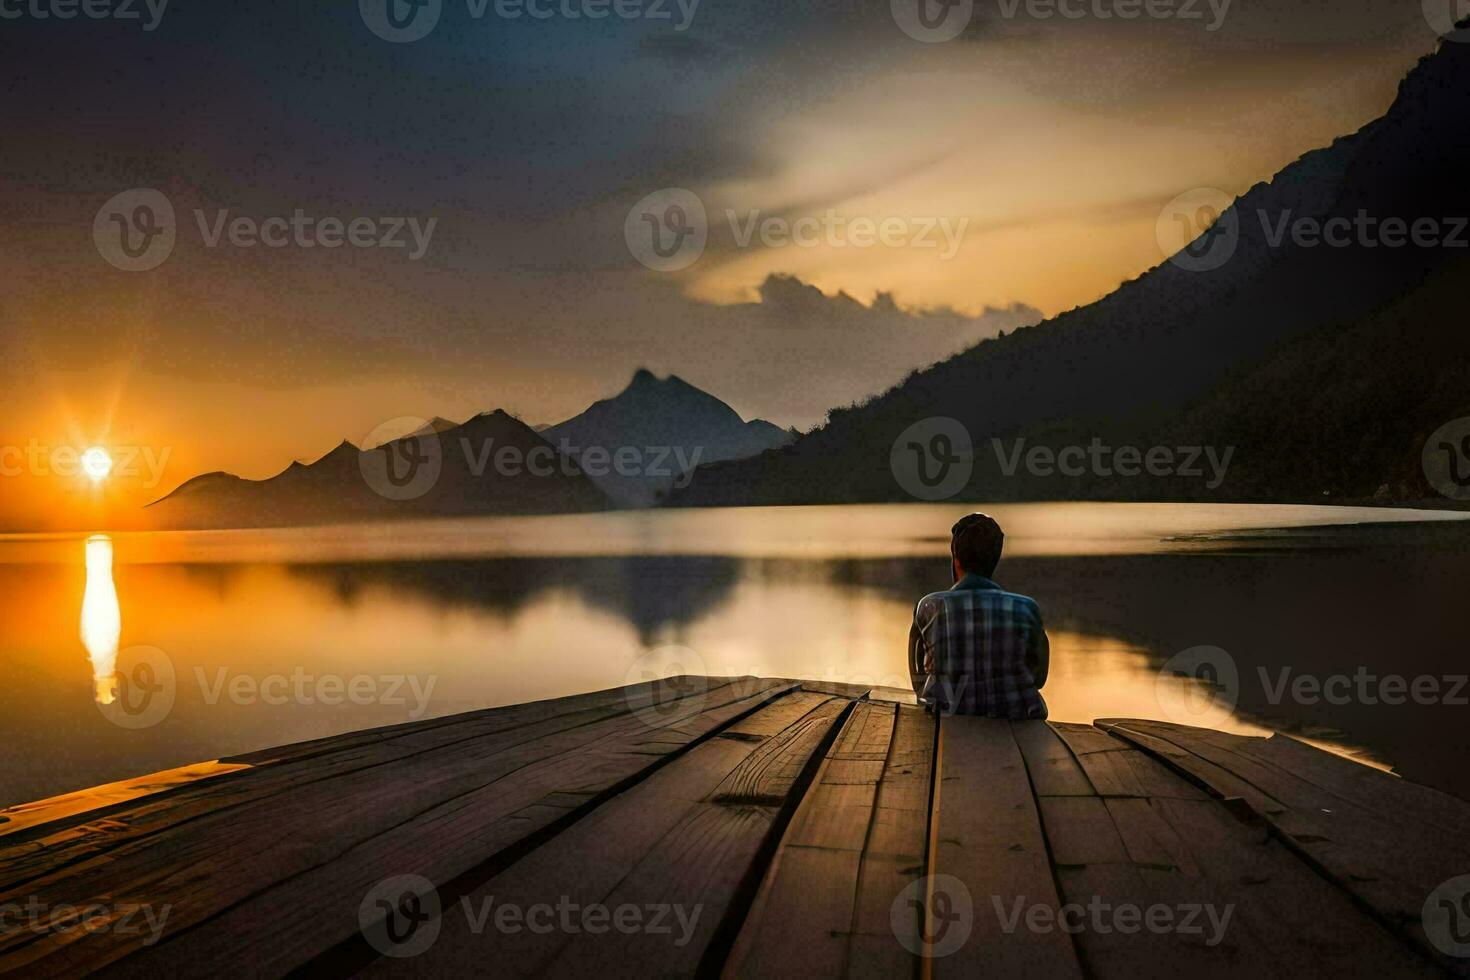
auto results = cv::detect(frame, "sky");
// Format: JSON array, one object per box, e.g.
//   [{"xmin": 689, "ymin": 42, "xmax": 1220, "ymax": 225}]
[{"xmin": 0, "ymin": 0, "xmax": 1453, "ymax": 528}]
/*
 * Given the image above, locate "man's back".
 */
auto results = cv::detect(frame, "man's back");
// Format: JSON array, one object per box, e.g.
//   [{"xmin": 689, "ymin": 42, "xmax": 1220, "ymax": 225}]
[{"xmin": 909, "ymin": 573, "xmax": 1049, "ymax": 718}]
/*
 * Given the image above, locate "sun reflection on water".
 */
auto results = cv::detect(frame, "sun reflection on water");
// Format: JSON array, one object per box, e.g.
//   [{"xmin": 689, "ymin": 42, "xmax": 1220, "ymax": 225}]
[{"xmin": 80, "ymin": 535, "xmax": 121, "ymax": 704}]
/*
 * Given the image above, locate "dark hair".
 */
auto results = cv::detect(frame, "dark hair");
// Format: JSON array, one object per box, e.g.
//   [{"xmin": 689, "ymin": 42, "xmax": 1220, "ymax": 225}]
[{"xmin": 951, "ymin": 513, "xmax": 1004, "ymax": 577}]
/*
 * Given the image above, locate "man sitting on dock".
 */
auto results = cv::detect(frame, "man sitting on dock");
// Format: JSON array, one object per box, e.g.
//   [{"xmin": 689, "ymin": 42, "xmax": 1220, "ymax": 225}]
[{"xmin": 908, "ymin": 513, "xmax": 1050, "ymax": 718}]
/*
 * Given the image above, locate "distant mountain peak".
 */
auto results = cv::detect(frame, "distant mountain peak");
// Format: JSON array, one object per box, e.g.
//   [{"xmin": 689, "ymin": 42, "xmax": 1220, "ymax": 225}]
[
  {"xmin": 623, "ymin": 368, "xmax": 695, "ymax": 394},
  {"xmin": 543, "ymin": 372, "xmax": 794, "ymax": 507}
]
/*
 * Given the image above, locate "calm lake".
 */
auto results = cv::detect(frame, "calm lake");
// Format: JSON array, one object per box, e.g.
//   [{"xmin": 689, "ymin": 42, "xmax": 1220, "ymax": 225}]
[{"xmin": 3, "ymin": 502, "xmax": 1469, "ymax": 807}]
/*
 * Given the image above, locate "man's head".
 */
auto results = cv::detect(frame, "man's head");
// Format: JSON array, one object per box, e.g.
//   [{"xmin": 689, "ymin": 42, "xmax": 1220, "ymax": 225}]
[{"xmin": 951, "ymin": 513, "xmax": 1004, "ymax": 580}]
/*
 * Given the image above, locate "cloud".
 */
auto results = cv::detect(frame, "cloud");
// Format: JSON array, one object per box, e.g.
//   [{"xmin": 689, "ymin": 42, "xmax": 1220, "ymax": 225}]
[{"xmin": 600, "ymin": 274, "xmax": 1045, "ymax": 428}]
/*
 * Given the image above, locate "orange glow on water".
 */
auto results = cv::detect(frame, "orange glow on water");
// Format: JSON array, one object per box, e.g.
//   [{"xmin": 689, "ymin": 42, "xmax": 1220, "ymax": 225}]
[{"xmin": 80, "ymin": 535, "xmax": 122, "ymax": 704}]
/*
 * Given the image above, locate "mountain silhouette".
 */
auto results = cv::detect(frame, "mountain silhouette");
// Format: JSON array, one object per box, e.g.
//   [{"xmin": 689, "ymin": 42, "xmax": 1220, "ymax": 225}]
[
  {"xmin": 542, "ymin": 369, "xmax": 793, "ymax": 507},
  {"xmin": 147, "ymin": 410, "xmax": 606, "ymax": 529},
  {"xmin": 147, "ymin": 373, "xmax": 794, "ymax": 527},
  {"xmin": 671, "ymin": 26, "xmax": 1470, "ymax": 508}
]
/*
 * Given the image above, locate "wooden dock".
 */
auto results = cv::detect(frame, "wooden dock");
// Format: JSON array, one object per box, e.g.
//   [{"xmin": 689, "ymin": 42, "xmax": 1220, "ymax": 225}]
[{"xmin": 1, "ymin": 676, "xmax": 1467, "ymax": 977}]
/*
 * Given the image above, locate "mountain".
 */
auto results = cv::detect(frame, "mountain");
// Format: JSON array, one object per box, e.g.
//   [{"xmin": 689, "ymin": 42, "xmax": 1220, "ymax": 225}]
[
  {"xmin": 147, "ymin": 410, "xmax": 607, "ymax": 529},
  {"xmin": 671, "ymin": 28, "xmax": 1470, "ymax": 508},
  {"xmin": 542, "ymin": 369, "xmax": 794, "ymax": 507}
]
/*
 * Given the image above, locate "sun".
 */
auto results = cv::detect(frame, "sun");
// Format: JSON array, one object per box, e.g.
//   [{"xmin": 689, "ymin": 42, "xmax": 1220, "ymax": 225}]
[{"xmin": 81, "ymin": 447, "xmax": 114, "ymax": 482}]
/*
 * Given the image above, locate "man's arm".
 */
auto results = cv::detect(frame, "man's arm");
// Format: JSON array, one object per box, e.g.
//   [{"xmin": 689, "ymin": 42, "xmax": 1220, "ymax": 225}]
[
  {"xmin": 1027, "ymin": 608, "xmax": 1050, "ymax": 689},
  {"xmin": 908, "ymin": 617, "xmax": 928, "ymax": 701}
]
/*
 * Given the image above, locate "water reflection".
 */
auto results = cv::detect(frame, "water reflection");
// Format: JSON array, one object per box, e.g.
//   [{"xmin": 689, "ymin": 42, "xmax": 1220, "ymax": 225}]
[
  {"xmin": 80, "ymin": 535, "xmax": 121, "ymax": 705},
  {"xmin": 4, "ymin": 505, "xmax": 1467, "ymax": 807}
]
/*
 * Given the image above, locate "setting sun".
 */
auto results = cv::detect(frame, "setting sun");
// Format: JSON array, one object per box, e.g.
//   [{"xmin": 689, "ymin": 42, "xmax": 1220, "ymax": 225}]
[{"xmin": 81, "ymin": 447, "xmax": 113, "ymax": 482}]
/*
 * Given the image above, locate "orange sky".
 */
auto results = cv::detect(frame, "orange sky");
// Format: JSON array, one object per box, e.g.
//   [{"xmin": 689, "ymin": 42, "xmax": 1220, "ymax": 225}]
[{"xmin": 0, "ymin": 8, "xmax": 1447, "ymax": 531}]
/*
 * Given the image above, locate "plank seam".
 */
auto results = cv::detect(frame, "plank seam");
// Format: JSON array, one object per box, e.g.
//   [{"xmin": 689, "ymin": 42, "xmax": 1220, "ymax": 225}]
[
  {"xmin": 920, "ymin": 709, "xmax": 940, "ymax": 980},
  {"xmin": 697, "ymin": 698, "xmax": 860, "ymax": 979},
  {"xmin": 839, "ymin": 704, "xmax": 906, "ymax": 978},
  {"xmin": 1099, "ymin": 722, "xmax": 1452, "ymax": 975},
  {"xmin": 1012, "ymin": 722, "xmax": 1096, "ymax": 980},
  {"xmin": 0, "ymin": 677, "xmax": 737, "ymax": 852},
  {"xmin": 0, "ymin": 682, "xmax": 757, "ymax": 891},
  {"xmin": 108, "ymin": 683, "xmax": 802, "ymax": 978}
]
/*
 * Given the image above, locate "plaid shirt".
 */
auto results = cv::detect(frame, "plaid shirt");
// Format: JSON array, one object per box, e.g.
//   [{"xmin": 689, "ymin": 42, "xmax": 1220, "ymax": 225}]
[{"xmin": 908, "ymin": 574, "xmax": 1049, "ymax": 718}]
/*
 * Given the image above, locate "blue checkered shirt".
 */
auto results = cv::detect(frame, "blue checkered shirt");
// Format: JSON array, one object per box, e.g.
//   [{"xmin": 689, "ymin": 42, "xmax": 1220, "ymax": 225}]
[{"xmin": 908, "ymin": 574, "xmax": 1049, "ymax": 718}]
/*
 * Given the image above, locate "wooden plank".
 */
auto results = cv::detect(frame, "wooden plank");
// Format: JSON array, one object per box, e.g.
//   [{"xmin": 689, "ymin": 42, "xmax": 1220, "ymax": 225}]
[
  {"xmin": 847, "ymin": 705, "xmax": 935, "ymax": 978},
  {"xmin": 1100, "ymin": 719, "xmax": 1470, "ymax": 974},
  {"xmin": 1094, "ymin": 721, "xmax": 1275, "ymax": 812},
  {"xmin": 0, "ymin": 680, "xmax": 795, "ymax": 976},
  {"xmin": 1146, "ymin": 797, "xmax": 1436, "ymax": 978},
  {"xmin": 224, "ymin": 674, "xmax": 727, "ymax": 766},
  {"xmin": 363, "ymin": 692, "xmax": 850, "ymax": 978},
  {"xmin": 864, "ymin": 686, "xmax": 919, "ymax": 706},
  {"xmin": 796, "ymin": 679, "xmax": 874, "ymax": 700},
  {"xmin": 1035, "ymin": 728, "xmax": 1295, "ymax": 978},
  {"xmin": 1039, "ymin": 784, "xmax": 1276, "ymax": 977},
  {"xmin": 724, "ymin": 704, "xmax": 933, "ymax": 978},
  {"xmin": 931, "ymin": 717, "xmax": 1082, "ymax": 978},
  {"xmin": 1050, "ymin": 723, "xmax": 1207, "ymax": 800},
  {"xmin": 1011, "ymin": 721, "xmax": 1092, "ymax": 797},
  {"xmin": 545, "ymin": 695, "xmax": 848, "ymax": 976},
  {"xmin": 723, "ymin": 702, "xmax": 901, "ymax": 977},
  {"xmin": 0, "ymin": 761, "xmax": 251, "ymax": 840},
  {"xmin": 1244, "ymin": 734, "xmax": 1470, "ymax": 840},
  {"xmin": 2, "ymin": 675, "xmax": 716, "ymax": 847},
  {"xmin": 0, "ymin": 675, "xmax": 730, "ymax": 885}
]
